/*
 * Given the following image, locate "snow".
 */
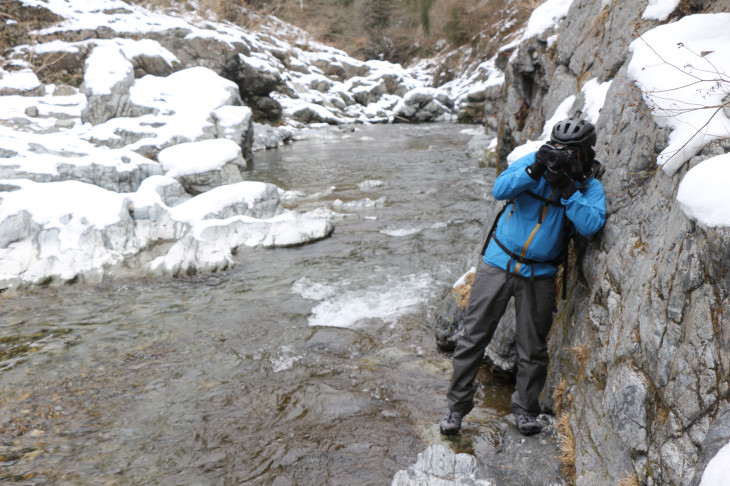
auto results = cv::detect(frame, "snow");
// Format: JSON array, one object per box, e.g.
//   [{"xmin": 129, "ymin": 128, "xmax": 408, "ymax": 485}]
[
  {"xmin": 0, "ymin": 179, "xmax": 125, "ymax": 230},
  {"xmin": 628, "ymin": 13, "xmax": 730, "ymax": 226},
  {"xmin": 0, "ymin": 3, "xmax": 338, "ymax": 288},
  {"xmin": 158, "ymin": 139, "xmax": 242, "ymax": 178},
  {"xmin": 582, "ymin": 78, "xmax": 613, "ymax": 124},
  {"xmin": 677, "ymin": 153, "xmax": 730, "ymax": 226},
  {"xmin": 82, "ymin": 45, "xmax": 133, "ymax": 95},
  {"xmin": 0, "ymin": 69, "xmax": 41, "ymax": 92},
  {"xmin": 643, "ymin": 0, "xmax": 681, "ymax": 21},
  {"xmin": 522, "ymin": 0, "xmax": 575, "ymax": 40},
  {"xmin": 699, "ymin": 439, "xmax": 730, "ymax": 486},
  {"xmin": 628, "ymin": 14, "xmax": 730, "ymax": 175},
  {"xmin": 169, "ymin": 181, "xmax": 272, "ymax": 224},
  {"xmin": 130, "ymin": 66, "xmax": 240, "ymax": 115}
]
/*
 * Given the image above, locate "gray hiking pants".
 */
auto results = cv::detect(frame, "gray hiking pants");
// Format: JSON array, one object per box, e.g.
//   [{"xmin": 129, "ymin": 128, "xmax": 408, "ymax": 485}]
[{"xmin": 447, "ymin": 262, "xmax": 556, "ymax": 417}]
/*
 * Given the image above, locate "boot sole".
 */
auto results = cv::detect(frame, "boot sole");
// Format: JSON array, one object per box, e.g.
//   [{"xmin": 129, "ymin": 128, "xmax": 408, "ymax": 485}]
[{"xmin": 439, "ymin": 426, "xmax": 460, "ymax": 435}]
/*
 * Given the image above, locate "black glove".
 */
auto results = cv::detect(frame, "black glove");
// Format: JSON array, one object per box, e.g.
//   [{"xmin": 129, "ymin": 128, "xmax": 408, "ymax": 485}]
[
  {"xmin": 544, "ymin": 170, "xmax": 577, "ymax": 199},
  {"xmin": 525, "ymin": 145, "xmax": 552, "ymax": 180}
]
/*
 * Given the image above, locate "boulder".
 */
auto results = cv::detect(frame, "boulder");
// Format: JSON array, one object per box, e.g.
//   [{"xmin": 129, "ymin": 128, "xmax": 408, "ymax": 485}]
[
  {"xmin": 394, "ymin": 87, "xmax": 455, "ymax": 122},
  {"xmin": 157, "ymin": 139, "xmax": 247, "ymax": 195},
  {"xmin": 211, "ymin": 105, "xmax": 254, "ymax": 163},
  {"xmin": 80, "ymin": 44, "xmax": 154, "ymax": 125},
  {"xmin": 391, "ymin": 445, "xmax": 487, "ymax": 486},
  {"xmin": 0, "ymin": 69, "xmax": 44, "ymax": 97}
]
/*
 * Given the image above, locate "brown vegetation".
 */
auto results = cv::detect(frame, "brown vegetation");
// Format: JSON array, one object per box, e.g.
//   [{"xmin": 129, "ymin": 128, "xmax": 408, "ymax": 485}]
[
  {"xmin": 125, "ymin": 0, "xmax": 541, "ymax": 64},
  {"xmin": 451, "ymin": 271, "xmax": 475, "ymax": 309},
  {"xmin": 552, "ymin": 381, "xmax": 575, "ymax": 482},
  {"xmin": 555, "ymin": 411, "xmax": 576, "ymax": 481}
]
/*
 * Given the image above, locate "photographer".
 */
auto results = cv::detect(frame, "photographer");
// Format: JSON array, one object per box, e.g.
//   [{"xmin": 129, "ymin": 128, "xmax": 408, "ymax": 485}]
[{"xmin": 440, "ymin": 118, "xmax": 606, "ymax": 436}]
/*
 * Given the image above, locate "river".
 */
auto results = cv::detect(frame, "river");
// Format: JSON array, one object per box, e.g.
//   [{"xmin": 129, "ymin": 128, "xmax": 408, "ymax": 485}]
[{"xmin": 0, "ymin": 123, "xmax": 513, "ymax": 485}]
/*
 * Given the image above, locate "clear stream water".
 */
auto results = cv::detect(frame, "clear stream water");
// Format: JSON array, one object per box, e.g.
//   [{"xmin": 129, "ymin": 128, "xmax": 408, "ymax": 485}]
[{"xmin": 0, "ymin": 123, "xmax": 513, "ymax": 485}]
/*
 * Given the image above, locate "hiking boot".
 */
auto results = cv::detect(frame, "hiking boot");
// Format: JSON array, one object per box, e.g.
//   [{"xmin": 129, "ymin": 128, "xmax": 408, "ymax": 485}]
[
  {"xmin": 440, "ymin": 409, "xmax": 464, "ymax": 435},
  {"xmin": 515, "ymin": 413, "xmax": 542, "ymax": 436}
]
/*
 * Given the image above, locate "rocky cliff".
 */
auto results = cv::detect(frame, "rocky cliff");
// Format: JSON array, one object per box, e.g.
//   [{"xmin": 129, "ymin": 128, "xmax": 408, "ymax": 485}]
[{"xmin": 431, "ymin": 0, "xmax": 730, "ymax": 485}]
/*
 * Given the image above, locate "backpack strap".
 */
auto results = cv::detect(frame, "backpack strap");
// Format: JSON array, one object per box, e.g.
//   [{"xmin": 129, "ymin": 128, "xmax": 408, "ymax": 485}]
[
  {"xmin": 559, "ymin": 220, "xmax": 575, "ymax": 300},
  {"xmin": 480, "ymin": 199, "xmax": 512, "ymax": 257},
  {"xmin": 524, "ymin": 190, "xmax": 563, "ymax": 207}
]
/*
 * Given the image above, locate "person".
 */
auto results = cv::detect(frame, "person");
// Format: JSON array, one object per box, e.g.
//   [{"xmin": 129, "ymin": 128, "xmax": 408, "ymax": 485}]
[{"xmin": 440, "ymin": 118, "xmax": 606, "ymax": 436}]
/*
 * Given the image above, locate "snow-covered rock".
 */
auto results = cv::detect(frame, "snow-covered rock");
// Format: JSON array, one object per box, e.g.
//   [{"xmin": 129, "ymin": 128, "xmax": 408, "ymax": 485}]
[
  {"xmin": 0, "ymin": 69, "xmax": 44, "ymax": 97},
  {"xmin": 394, "ymin": 87, "xmax": 455, "ymax": 122},
  {"xmin": 80, "ymin": 43, "xmax": 142, "ymax": 125},
  {"xmin": 158, "ymin": 138, "xmax": 247, "ymax": 195}
]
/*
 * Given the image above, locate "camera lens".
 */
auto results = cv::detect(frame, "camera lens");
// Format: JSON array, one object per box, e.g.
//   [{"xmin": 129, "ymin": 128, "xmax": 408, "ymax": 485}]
[{"xmin": 545, "ymin": 149, "xmax": 566, "ymax": 172}]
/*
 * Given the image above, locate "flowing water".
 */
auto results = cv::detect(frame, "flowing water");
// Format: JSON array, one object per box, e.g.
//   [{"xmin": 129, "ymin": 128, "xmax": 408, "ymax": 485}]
[{"xmin": 0, "ymin": 123, "xmax": 513, "ymax": 485}]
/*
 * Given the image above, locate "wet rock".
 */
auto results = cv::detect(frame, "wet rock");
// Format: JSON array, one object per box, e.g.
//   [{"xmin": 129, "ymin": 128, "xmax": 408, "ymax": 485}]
[
  {"xmin": 434, "ymin": 289, "xmax": 467, "ymax": 352},
  {"xmin": 391, "ymin": 444, "xmax": 489, "ymax": 486},
  {"xmin": 393, "ymin": 415, "xmax": 565, "ymax": 486},
  {"xmin": 252, "ymin": 122, "xmax": 292, "ymax": 151},
  {"xmin": 465, "ymin": 133, "xmax": 496, "ymax": 164},
  {"xmin": 286, "ymin": 102, "xmax": 343, "ymax": 125},
  {"xmin": 480, "ymin": 415, "xmax": 566, "ymax": 486}
]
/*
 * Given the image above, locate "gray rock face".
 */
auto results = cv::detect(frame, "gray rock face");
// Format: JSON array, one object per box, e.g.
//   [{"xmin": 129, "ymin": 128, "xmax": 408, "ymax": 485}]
[{"xmin": 551, "ymin": 134, "xmax": 730, "ymax": 485}]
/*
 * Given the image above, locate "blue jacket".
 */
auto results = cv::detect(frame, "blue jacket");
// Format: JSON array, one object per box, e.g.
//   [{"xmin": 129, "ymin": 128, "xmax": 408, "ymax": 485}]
[{"xmin": 483, "ymin": 151, "xmax": 606, "ymax": 278}]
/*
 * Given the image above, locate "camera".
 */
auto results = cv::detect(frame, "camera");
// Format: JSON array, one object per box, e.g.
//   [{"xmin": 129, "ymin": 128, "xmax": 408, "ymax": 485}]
[
  {"xmin": 543, "ymin": 144, "xmax": 586, "ymax": 181},
  {"xmin": 544, "ymin": 145, "xmax": 574, "ymax": 173}
]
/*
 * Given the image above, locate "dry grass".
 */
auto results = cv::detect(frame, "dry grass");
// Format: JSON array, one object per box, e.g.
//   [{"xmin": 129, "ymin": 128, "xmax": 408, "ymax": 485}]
[
  {"xmin": 451, "ymin": 271, "xmax": 475, "ymax": 309},
  {"xmin": 618, "ymin": 473, "xmax": 640, "ymax": 486},
  {"xmin": 519, "ymin": 0, "xmax": 547, "ymax": 10},
  {"xmin": 552, "ymin": 379, "xmax": 568, "ymax": 416},
  {"xmin": 567, "ymin": 343, "xmax": 589, "ymax": 380},
  {"xmin": 0, "ymin": 1, "xmax": 83, "ymax": 85},
  {"xmin": 553, "ymin": 381, "xmax": 576, "ymax": 482},
  {"xmin": 555, "ymin": 412, "xmax": 575, "ymax": 481}
]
